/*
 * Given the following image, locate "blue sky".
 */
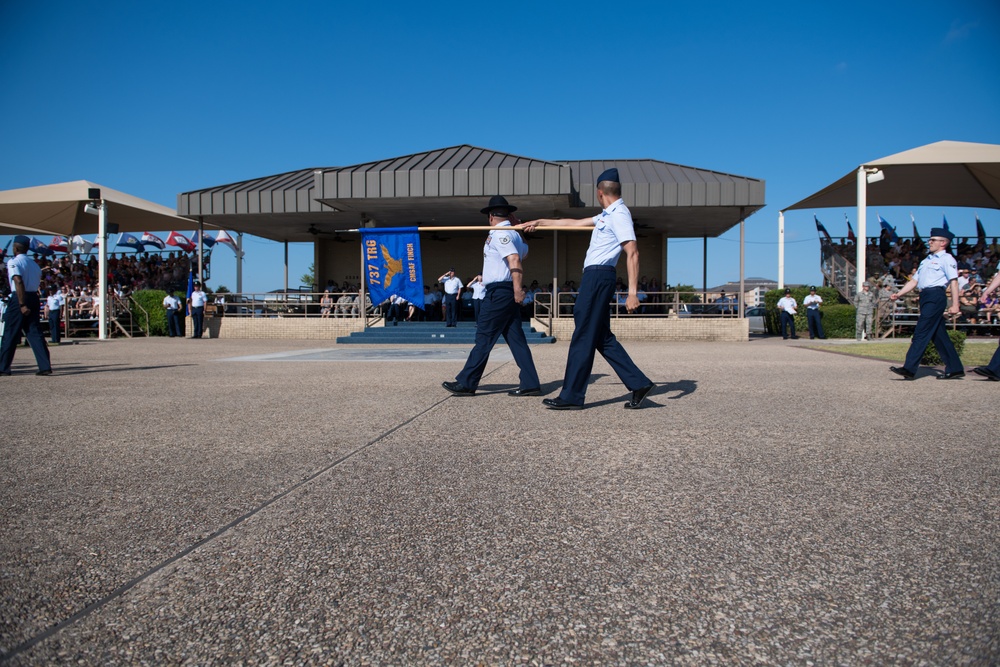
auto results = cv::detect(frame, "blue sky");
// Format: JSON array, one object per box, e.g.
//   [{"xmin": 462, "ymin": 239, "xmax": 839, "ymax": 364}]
[{"xmin": 2, "ymin": 0, "xmax": 999, "ymax": 292}]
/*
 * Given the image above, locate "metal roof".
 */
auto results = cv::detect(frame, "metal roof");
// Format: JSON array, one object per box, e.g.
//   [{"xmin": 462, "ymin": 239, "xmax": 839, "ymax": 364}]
[{"xmin": 177, "ymin": 145, "xmax": 765, "ymax": 242}]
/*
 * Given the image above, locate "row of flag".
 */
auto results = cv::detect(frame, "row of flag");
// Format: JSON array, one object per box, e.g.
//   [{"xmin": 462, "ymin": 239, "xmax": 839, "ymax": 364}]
[
  {"xmin": 815, "ymin": 214, "xmax": 991, "ymax": 245},
  {"xmin": 20, "ymin": 230, "xmax": 241, "ymax": 258}
]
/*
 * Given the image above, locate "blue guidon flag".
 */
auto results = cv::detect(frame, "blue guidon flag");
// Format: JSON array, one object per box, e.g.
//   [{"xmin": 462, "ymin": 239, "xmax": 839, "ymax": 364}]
[{"xmin": 359, "ymin": 227, "xmax": 423, "ymax": 306}]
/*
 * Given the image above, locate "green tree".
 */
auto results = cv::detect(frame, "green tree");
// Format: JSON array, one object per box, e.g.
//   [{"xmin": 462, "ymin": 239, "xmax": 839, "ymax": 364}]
[{"xmin": 300, "ymin": 262, "xmax": 315, "ymax": 289}]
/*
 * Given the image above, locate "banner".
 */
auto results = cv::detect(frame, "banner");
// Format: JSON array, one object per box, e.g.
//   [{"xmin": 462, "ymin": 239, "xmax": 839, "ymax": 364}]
[{"xmin": 359, "ymin": 227, "xmax": 423, "ymax": 306}]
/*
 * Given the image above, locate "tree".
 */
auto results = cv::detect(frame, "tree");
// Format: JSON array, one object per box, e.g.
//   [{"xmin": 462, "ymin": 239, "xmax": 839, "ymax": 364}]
[{"xmin": 300, "ymin": 262, "xmax": 315, "ymax": 289}]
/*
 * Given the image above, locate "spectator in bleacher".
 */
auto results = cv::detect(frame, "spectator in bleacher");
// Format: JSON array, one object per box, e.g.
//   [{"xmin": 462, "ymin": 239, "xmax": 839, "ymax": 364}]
[
  {"xmin": 320, "ymin": 289, "xmax": 333, "ymax": 318},
  {"xmin": 889, "ymin": 228, "xmax": 963, "ymax": 380},
  {"xmin": 776, "ymin": 288, "xmax": 799, "ymax": 340},
  {"xmin": 855, "ymin": 282, "xmax": 877, "ymax": 341},
  {"xmin": 974, "ymin": 261, "xmax": 1000, "ymax": 381}
]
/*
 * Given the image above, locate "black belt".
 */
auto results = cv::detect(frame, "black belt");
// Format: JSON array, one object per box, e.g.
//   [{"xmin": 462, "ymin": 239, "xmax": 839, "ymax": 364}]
[
  {"xmin": 921, "ymin": 286, "xmax": 945, "ymax": 291},
  {"xmin": 485, "ymin": 281, "xmax": 513, "ymax": 292},
  {"xmin": 583, "ymin": 265, "xmax": 615, "ymax": 273}
]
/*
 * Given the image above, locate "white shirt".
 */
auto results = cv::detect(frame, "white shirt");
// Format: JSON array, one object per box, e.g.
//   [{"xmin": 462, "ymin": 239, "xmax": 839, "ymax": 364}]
[
  {"xmin": 482, "ymin": 220, "xmax": 528, "ymax": 285},
  {"xmin": 46, "ymin": 292, "xmax": 65, "ymax": 311},
  {"xmin": 471, "ymin": 282, "xmax": 486, "ymax": 299},
  {"xmin": 443, "ymin": 276, "xmax": 462, "ymax": 295},
  {"xmin": 777, "ymin": 296, "xmax": 797, "ymax": 314},
  {"xmin": 163, "ymin": 295, "xmax": 181, "ymax": 311},
  {"xmin": 584, "ymin": 198, "xmax": 637, "ymax": 268},
  {"xmin": 190, "ymin": 289, "xmax": 207, "ymax": 307},
  {"xmin": 6, "ymin": 254, "xmax": 42, "ymax": 292},
  {"xmin": 803, "ymin": 294, "xmax": 823, "ymax": 310}
]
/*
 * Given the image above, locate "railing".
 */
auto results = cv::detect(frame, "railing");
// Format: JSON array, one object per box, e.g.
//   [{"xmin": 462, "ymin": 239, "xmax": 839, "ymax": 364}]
[
  {"xmin": 208, "ymin": 292, "xmax": 373, "ymax": 318},
  {"xmin": 532, "ymin": 291, "xmax": 750, "ymax": 320}
]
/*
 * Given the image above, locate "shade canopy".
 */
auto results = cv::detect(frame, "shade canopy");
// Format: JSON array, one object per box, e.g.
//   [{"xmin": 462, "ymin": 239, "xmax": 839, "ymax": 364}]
[
  {"xmin": 178, "ymin": 145, "xmax": 766, "ymax": 242},
  {"xmin": 783, "ymin": 140, "xmax": 1000, "ymax": 211},
  {"xmin": 0, "ymin": 180, "xmax": 200, "ymax": 238}
]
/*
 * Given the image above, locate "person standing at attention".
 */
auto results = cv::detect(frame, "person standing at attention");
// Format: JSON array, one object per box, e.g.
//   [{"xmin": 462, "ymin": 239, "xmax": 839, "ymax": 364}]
[
  {"xmin": 163, "ymin": 289, "xmax": 182, "ymax": 337},
  {"xmin": 889, "ymin": 227, "xmax": 964, "ymax": 380},
  {"xmin": 443, "ymin": 196, "xmax": 541, "ymax": 398},
  {"xmin": 438, "ymin": 268, "xmax": 462, "ymax": 327},
  {"xmin": 188, "ymin": 280, "xmax": 207, "ymax": 339},
  {"xmin": 854, "ymin": 282, "xmax": 877, "ymax": 341},
  {"xmin": 803, "ymin": 286, "xmax": 825, "ymax": 339},
  {"xmin": 521, "ymin": 168, "xmax": 654, "ymax": 410},
  {"xmin": 0, "ymin": 236, "xmax": 52, "ymax": 376},
  {"xmin": 44, "ymin": 285, "xmax": 64, "ymax": 344},
  {"xmin": 776, "ymin": 288, "xmax": 799, "ymax": 340}
]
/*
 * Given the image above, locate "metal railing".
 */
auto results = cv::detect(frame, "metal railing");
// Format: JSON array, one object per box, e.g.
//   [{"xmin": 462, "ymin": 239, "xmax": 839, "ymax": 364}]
[{"xmin": 532, "ymin": 291, "xmax": 750, "ymax": 321}]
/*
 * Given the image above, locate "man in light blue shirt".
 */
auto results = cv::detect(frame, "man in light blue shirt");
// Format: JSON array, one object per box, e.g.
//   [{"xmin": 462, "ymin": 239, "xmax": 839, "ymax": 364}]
[
  {"xmin": 0, "ymin": 236, "xmax": 52, "ymax": 375},
  {"xmin": 523, "ymin": 168, "xmax": 654, "ymax": 409},
  {"xmin": 889, "ymin": 227, "xmax": 963, "ymax": 379}
]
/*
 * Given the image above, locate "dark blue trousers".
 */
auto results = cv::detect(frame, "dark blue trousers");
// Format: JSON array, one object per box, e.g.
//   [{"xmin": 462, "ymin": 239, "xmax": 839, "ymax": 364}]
[
  {"xmin": 456, "ymin": 282, "xmax": 539, "ymax": 391},
  {"xmin": 191, "ymin": 306, "xmax": 204, "ymax": 338},
  {"xmin": 0, "ymin": 293, "xmax": 51, "ymax": 374},
  {"xmin": 444, "ymin": 293, "xmax": 458, "ymax": 326},
  {"xmin": 48, "ymin": 309, "xmax": 61, "ymax": 343},
  {"xmin": 780, "ymin": 311, "xmax": 796, "ymax": 338},
  {"xmin": 903, "ymin": 286, "xmax": 962, "ymax": 374},
  {"xmin": 167, "ymin": 309, "xmax": 182, "ymax": 337},
  {"xmin": 806, "ymin": 308, "xmax": 824, "ymax": 339},
  {"xmin": 559, "ymin": 266, "xmax": 651, "ymax": 405},
  {"xmin": 987, "ymin": 340, "xmax": 1000, "ymax": 375}
]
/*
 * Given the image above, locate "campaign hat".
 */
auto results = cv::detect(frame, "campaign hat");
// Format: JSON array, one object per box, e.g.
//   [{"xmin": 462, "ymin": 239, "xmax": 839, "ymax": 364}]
[{"xmin": 480, "ymin": 195, "xmax": 517, "ymax": 215}]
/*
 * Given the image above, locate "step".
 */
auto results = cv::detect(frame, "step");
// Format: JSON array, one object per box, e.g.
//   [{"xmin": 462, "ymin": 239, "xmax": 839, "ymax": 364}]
[{"xmin": 337, "ymin": 322, "xmax": 555, "ymax": 345}]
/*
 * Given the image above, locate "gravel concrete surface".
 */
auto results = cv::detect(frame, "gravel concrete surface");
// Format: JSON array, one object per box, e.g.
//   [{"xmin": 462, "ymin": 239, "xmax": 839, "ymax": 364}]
[{"xmin": 1, "ymin": 336, "xmax": 997, "ymax": 665}]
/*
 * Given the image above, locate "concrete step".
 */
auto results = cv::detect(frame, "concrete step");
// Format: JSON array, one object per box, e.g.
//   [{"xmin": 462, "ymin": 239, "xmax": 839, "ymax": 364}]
[{"xmin": 337, "ymin": 322, "xmax": 555, "ymax": 345}]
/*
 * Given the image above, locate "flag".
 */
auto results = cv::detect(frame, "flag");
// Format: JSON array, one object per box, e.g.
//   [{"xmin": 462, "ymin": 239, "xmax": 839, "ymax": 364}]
[
  {"xmin": 942, "ymin": 215, "xmax": 950, "ymax": 232},
  {"xmin": 49, "ymin": 236, "xmax": 68, "ymax": 253},
  {"xmin": 878, "ymin": 214, "xmax": 900, "ymax": 244},
  {"xmin": 976, "ymin": 214, "xmax": 987, "ymax": 244},
  {"xmin": 29, "ymin": 237, "xmax": 54, "ymax": 256},
  {"xmin": 167, "ymin": 231, "xmax": 196, "ymax": 252},
  {"xmin": 911, "ymin": 213, "xmax": 921, "ymax": 242},
  {"xmin": 186, "ymin": 271, "xmax": 194, "ymax": 316},
  {"xmin": 358, "ymin": 227, "xmax": 424, "ymax": 306},
  {"xmin": 0, "ymin": 240, "xmax": 10, "ymax": 261},
  {"xmin": 844, "ymin": 214, "xmax": 855, "ymax": 242},
  {"xmin": 116, "ymin": 232, "xmax": 145, "ymax": 253},
  {"xmin": 814, "ymin": 216, "xmax": 832, "ymax": 242},
  {"xmin": 192, "ymin": 230, "xmax": 216, "ymax": 248},
  {"xmin": 140, "ymin": 232, "xmax": 166, "ymax": 250},
  {"xmin": 70, "ymin": 235, "xmax": 93, "ymax": 254},
  {"xmin": 214, "ymin": 230, "xmax": 241, "ymax": 256}
]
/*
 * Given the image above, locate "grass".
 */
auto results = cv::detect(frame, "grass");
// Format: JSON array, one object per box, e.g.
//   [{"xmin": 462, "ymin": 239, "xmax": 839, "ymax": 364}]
[{"xmin": 807, "ymin": 341, "xmax": 998, "ymax": 366}]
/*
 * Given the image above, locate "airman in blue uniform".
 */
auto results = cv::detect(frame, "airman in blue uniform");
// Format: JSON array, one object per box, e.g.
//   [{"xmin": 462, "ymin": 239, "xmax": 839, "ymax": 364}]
[
  {"xmin": 0, "ymin": 236, "xmax": 52, "ymax": 376},
  {"xmin": 443, "ymin": 196, "xmax": 541, "ymax": 397},
  {"xmin": 522, "ymin": 168, "xmax": 654, "ymax": 409},
  {"xmin": 889, "ymin": 227, "xmax": 963, "ymax": 379},
  {"xmin": 974, "ymin": 260, "xmax": 1000, "ymax": 381}
]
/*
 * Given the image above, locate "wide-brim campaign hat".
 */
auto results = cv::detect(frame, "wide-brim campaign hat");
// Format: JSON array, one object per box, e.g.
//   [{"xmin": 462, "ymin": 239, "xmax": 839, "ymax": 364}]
[
  {"xmin": 929, "ymin": 227, "xmax": 954, "ymax": 241},
  {"xmin": 480, "ymin": 195, "xmax": 517, "ymax": 215}
]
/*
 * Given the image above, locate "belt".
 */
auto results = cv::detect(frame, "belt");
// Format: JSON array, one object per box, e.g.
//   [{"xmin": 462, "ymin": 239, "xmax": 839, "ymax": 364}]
[
  {"xmin": 583, "ymin": 265, "xmax": 616, "ymax": 273},
  {"xmin": 485, "ymin": 281, "xmax": 513, "ymax": 292},
  {"xmin": 920, "ymin": 286, "xmax": 946, "ymax": 291}
]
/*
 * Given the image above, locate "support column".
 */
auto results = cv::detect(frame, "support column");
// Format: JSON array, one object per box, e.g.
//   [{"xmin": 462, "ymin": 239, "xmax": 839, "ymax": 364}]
[
  {"xmin": 739, "ymin": 209, "xmax": 745, "ymax": 316},
  {"xmin": 856, "ymin": 166, "xmax": 867, "ymax": 293},
  {"xmin": 778, "ymin": 211, "xmax": 785, "ymax": 289},
  {"xmin": 98, "ymin": 201, "xmax": 108, "ymax": 340}
]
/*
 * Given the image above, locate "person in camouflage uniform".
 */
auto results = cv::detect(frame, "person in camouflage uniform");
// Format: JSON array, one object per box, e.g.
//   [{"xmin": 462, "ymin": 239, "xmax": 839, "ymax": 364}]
[{"xmin": 855, "ymin": 282, "xmax": 877, "ymax": 340}]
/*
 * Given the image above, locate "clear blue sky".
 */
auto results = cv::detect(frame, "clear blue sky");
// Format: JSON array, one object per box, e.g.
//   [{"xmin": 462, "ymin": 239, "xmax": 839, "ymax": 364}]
[{"xmin": 2, "ymin": 0, "xmax": 999, "ymax": 292}]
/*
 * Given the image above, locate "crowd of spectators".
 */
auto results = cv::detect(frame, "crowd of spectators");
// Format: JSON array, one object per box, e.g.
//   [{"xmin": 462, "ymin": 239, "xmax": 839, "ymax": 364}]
[{"xmin": 825, "ymin": 231, "xmax": 1000, "ymax": 325}]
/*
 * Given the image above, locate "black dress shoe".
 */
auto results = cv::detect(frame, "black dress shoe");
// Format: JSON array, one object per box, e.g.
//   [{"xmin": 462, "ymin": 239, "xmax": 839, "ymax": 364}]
[
  {"xmin": 973, "ymin": 366, "xmax": 1000, "ymax": 381},
  {"xmin": 35, "ymin": 369, "xmax": 53, "ymax": 376},
  {"xmin": 937, "ymin": 371, "xmax": 965, "ymax": 380},
  {"xmin": 543, "ymin": 397, "xmax": 583, "ymax": 410},
  {"xmin": 508, "ymin": 387, "xmax": 541, "ymax": 396},
  {"xmin": 625, "ymin": 383, "xmax": 655, "ymax": 410},
  {"xmin": 889, "ymin": 366, "xmax": 915, "ymax": 379},
  {"xmin": 442, "ymin": 381, "xmax": 475, "ymax": 396}
]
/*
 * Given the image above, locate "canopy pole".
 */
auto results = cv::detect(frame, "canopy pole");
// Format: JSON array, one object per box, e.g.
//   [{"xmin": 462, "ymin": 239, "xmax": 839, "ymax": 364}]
[
  {"xmin": 551, "ymin": 231, "xmax": 558, "ymax": 327},
  {"xmin": 856, "ymin": 167, "xmax": 867, "ymax": 293},
  {"xmin": 778, "ymin": 211, "xmax": 785, "ymax": 289},
  {"xmin": 283, "ymin": 241, "xmax": 289, "ymax": 293},
  {"xmin": 197, "ymin": 217, "xmax": 204, "ymax": 285},
  {"xmin": 702, "ymin": 236, "xmax": 708, "ymax": 301},
  {"xmin": 739, "ymin": 208, "xmax": 745, "ymax": 317},
  {"xmin": 98, "ymin": 201, "xmax": 108, "ymax": 340},
  {"xmin": 359, "ymin": 240, "xmax": 367, "ymax": 330}
]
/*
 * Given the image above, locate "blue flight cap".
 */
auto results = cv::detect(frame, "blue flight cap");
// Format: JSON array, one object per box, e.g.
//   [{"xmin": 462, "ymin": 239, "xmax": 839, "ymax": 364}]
[
  {"xmin": 13, "ymin": 235, "xmax": 30, "ymax": 247},
  {"xmin": 596, "ymin": 167, "xmax": 620, "ymax": 184},
  {"xmin": 929, "ymin": 227, "xmax": 954, "ymax": 241}
]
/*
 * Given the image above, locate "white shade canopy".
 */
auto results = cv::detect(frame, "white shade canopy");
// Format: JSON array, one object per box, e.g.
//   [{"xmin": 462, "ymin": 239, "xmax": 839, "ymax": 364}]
[
  {"xmin": 783, "ymin": 140, "xmax": 1000, "ymax": 212},
  {"xmin": 0, "ymin": 180, "xmax": 199, "ymax": 237}
]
